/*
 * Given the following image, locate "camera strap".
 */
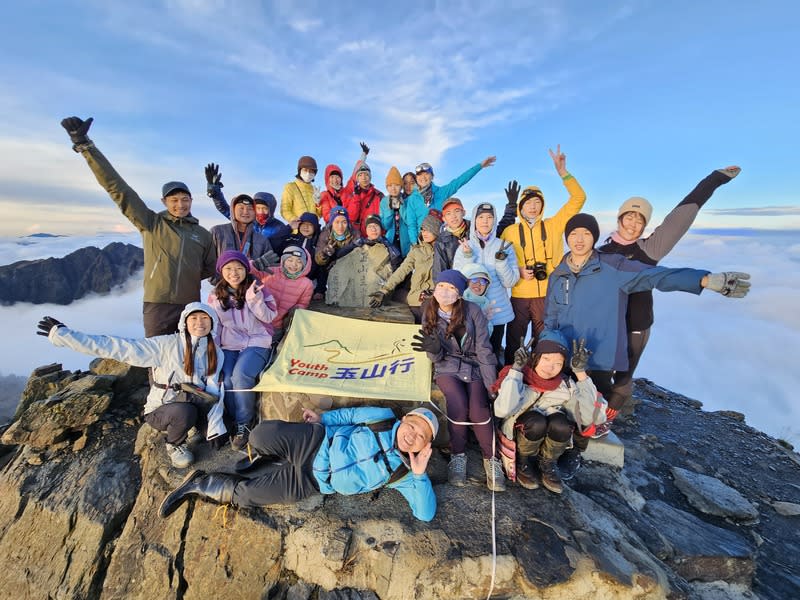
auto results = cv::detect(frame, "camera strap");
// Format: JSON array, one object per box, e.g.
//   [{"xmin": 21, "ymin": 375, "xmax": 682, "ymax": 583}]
[{"xmin": 518, "ymin": 221, "xmax": 551, "ymax": 264}]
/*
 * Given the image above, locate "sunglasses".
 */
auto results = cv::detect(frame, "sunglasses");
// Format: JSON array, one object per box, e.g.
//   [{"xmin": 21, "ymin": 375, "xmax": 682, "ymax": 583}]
[{"xmin": 469, "ymin": 277, "xmax": 489, "ymax": 285}]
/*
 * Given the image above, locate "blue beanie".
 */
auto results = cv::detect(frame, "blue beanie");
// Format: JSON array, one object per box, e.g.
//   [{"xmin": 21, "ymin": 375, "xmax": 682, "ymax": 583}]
[
  {"xmin": 535, "ymin": 329, "xmax": 569, "ymax": 360},
  {"xmin": 435, "ymin": 269, "xmax": 468, "ymax": 296},
  {"xmin": 329, "ymin": 206, "xmax": 350, "ymax": 223}
]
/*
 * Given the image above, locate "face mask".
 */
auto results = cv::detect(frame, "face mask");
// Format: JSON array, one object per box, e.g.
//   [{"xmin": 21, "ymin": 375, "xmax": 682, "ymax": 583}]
[
  {"xmin": 433, "ymin": 288, "xmax": 459, "ymax": 307},
  {"xmin": 300, "ymin": 169, "xmax": 315, "ymax": 183},
  {"xmin": 255, "ymin": 213, "xmax": 268, "ymax": 226}
]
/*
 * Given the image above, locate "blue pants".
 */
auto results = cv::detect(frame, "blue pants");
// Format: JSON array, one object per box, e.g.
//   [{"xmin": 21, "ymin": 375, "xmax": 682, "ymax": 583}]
[{"xmin": 222, "ymin": 347, "xmax": 271, "ymax": 425}]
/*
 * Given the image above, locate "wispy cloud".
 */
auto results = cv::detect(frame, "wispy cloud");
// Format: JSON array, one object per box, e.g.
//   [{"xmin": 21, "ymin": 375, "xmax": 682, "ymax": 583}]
[{"xmin": 704, "ymin": 206, "xmax": 800, "ymax": 217}]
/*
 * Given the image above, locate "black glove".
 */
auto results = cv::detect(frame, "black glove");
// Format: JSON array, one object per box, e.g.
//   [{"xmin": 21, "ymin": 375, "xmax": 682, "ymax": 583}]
[
  {"xmin": 570, "ymin": 338, "xmax": 591, "ymax": 373},
  {"xmin": 37, "ymin": 316, "xmax": 65, "ymax": 337},
  {"xmin": 505, "ymin": 180, "xmax": 520, "ymax": 206},
  {"xmin": 360, "ymin": 141, "xmax": 370, "ymax": 156},
  {"xmin": 368, "ymin": 291, "xmax": 385, "ymax": 308},
  {"xmin": 60, "ymin": 116, "xmax": 94, "ymax": 149},
  {"xmin": 411, "ymin": 330, "xmax": 441, "ymax": 354},
  {"xmin": 252, "ymin": 250, "xmax": 279, "ymax": 272},
  {"xmin": 513, "ymin": 336, "xmax": 534, "ymax": 370},
  {"xmin": 323, "ymin": 239, "xmax": 337, "ymax": 257},
  {"xmin": 495, "ymin": 240, "xmax": 511, "ymax": 261},
  {"xmin": 205, "ymin": 163, "xmax": 224, "ymax": 197}
]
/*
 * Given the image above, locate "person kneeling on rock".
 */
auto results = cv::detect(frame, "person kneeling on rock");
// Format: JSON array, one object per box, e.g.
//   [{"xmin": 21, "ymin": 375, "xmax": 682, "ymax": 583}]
[
  {"xmin": 491, "ymin": 331, "xmax": 607, "ymax": 494},
  {"xmin": 159, "ymin": 406, "xmax": 438, "ymax": 522},
  {"xmin": 36, "ymin": 303, "xmax": 224, "ymax": 469}
]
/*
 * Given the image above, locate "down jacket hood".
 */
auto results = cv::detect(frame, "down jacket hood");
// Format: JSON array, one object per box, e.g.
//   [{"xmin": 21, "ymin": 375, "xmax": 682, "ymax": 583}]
[
  {"xmin": 469, "ymin": 202, "xmax": 498, "ymax": 244},
  {"xmin": 325, "ymin": 164, "xmax": 344, "ymax": 194},
  {"xmin": 253, "ymin": 192, "xmax": 278, "ymax": 216},
  {"xmin": 177, "ymin": 302, "xmax": 219, "ymax": 337}
]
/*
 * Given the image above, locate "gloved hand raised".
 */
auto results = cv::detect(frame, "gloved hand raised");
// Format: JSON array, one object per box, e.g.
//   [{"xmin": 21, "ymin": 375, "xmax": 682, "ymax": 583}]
[
  {"xmin": 205, "ymin": 163, "xmax": 223, "ymax": 197},
  {"xmin": 411, "ymin": 329, "xmax": 441, "ymax": 354},
  {"xmin": 368, "ymin": 291, "xmax": 385, "ymax": 308},
  {"xmin": 60, "ymin": 116, "xmax": 94, "ymax": 148},
  {"xmin": 505, "ymin": 180, "xmax": 520, "ymax": 206},
  {"xmin": 360, "ymin": 141, "xmax": 370, "ymax": 156},
  {"xmin": 704, "ymin": 272, "xmax": 751, "ymax": 298},
  {"xmin": 570, "ymin": 338, "xmax": 591, "ymax": 373},
  {"xmin": 252, "ymin": 250, "xmax": 279, "ymax": 272},
  {"xmin": 37, "ymin": 316, "xmax": 65, "ymax": 337},
  {"xmin": 513, "ymin": 337, "xmax": 534, "ymax": 371}
]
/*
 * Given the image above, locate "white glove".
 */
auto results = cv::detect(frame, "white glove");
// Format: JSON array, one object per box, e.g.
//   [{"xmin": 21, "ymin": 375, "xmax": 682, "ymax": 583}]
[{"xmin": 705, "ymin": 272, "xmax": 751, "ymax": 298}]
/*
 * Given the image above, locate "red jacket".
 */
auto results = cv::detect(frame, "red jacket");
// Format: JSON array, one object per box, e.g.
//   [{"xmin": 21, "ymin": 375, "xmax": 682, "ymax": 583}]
[{"xmin": 320, "ymin": 164, "xmax": 361, "ymax": 224}]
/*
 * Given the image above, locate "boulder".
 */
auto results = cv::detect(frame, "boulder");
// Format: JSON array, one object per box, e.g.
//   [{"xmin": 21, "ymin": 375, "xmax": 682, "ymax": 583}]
[{"xmin": 671, "ymin": 467, "xmax": 759, "ymax": 522}]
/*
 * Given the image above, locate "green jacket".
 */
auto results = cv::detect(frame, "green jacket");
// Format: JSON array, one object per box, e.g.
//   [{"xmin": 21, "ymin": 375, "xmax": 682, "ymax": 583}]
[
  {"xmin": 80, "ymin": 145, "xmax": 216, "ymax": 304},
  {"xmin": 380, "ymin": 242, "xmax": 434, "ymax": 307}
]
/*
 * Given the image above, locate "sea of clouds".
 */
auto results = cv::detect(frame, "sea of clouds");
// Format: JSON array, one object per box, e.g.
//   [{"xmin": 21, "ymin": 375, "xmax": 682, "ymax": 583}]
[{"xmin": 1, "ymin": 230, "xmax": 798, "ymax": 446}]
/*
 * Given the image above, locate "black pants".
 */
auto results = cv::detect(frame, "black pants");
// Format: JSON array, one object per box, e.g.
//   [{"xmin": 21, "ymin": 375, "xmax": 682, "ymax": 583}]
[
  {"xmin": 144, "ymin": 402, "xmax": 198, "ymax": 445},
  {"xmin": 517, "ymin": 410, "xmax": 573, "ymax": 442},
  {"xmin": 233, "ymin": 420, "xmax": 326, "ymax": 507},
  {"xmin": 589, "ymin": 328, "xmax": 651, "ymax": 412},
  {"xmin": 489, "ymin": 324, "xmax": 505, "ymax": 357},
  {"xmin": 143, "ymin": 302, "xmax": 185, "ymax": 338}
]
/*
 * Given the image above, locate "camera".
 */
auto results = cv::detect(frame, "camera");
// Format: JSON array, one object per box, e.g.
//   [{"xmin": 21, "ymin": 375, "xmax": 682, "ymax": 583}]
[{"xmin": 526, "ymin": 262, "xmax": 548, "ymax": 281}]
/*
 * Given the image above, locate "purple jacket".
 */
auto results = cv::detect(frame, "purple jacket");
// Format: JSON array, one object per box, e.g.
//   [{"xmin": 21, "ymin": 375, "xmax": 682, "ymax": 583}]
[{"xmin": 207, "ymin": 283, "xmax": 278, "ymax": 351}]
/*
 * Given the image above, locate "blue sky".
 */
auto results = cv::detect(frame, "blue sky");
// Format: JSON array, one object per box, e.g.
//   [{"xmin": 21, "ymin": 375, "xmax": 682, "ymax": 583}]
[{"xmin": 1, "ymin": 0, "xmax": 798, "ymax": 236}]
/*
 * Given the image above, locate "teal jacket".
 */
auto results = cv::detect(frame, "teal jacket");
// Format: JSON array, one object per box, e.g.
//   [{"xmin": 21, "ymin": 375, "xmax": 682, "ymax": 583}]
[
  {"xmin": 312, "ymin": 407, "xmax": 436, "ymax": 521},
  {"xmin": 404, "ymin": 163, "xmax": 482, "ymax": 248}
]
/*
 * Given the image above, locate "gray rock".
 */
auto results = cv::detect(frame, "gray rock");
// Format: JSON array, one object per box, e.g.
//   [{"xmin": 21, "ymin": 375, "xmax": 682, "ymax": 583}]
[
  {"xmin": 644, "ymin": 500, "xmax": 754, "ymax": 584},
  {"xmin": 671, "ymin": 467, "xmax": 759, "ymax": 521},
  {"xmin": 771, "ymin": 501, "xmax": 800, "ymax": 516}
]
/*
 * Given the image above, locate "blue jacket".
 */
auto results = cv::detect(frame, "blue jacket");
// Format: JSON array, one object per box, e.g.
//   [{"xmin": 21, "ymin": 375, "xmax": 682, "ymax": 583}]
[
  {"xmin": 452, "ymin": 203, "xmax": 520, "ymax": 326},
  {"xmin": 379, "ymin": 195, "xmax": 411, "ymax": 256},
  {"xmin": 312, "ymin": 407, "xmax": 436, "ymax": 522},
  {"xmin": 405, "ymin": 163, "xmax": 482, "ymax": 248},
  {"xmin": 544, "ymin": 251, "xmax": 708, "ymax": 371}
]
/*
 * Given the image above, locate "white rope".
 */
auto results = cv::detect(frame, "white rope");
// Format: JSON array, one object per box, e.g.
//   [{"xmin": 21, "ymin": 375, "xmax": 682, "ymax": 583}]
[{"xmin": 424, "ymin": 398, "xmax": 498, "ymax": 599}]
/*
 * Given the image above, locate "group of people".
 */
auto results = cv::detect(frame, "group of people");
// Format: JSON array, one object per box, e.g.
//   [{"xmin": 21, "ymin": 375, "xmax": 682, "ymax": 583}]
[{"xmin": 38, "ymin": 116, "xmax": 752, "ymax": 523}]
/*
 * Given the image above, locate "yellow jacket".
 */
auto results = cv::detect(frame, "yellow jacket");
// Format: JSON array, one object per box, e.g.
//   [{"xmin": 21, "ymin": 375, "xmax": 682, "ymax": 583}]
[
  {"xmin": 500, "ymin": 174, "xmax": 586, "ymax": 298},
  {"xmin": 281, "ymin": 178, "xmax": 320, "ymax": 222}
]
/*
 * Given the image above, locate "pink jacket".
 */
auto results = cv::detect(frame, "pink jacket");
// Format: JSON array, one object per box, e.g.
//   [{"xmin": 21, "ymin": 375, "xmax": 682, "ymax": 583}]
[
  {"xmin": 207, "ymin": 282, "xmax": 278, "ymax": 351},
  {"xmin": 254, "ymin": 248, "xmax": 313, "ymax": 329}
]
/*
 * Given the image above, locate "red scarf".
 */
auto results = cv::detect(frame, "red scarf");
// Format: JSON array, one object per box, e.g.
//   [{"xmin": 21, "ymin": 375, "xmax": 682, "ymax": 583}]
[{"xmin": 491, "ymin": 365, "xmax": 562, "ymax": 395}]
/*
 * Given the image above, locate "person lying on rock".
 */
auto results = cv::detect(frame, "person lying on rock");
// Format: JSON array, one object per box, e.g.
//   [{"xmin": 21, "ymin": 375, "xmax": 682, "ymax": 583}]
[
  {"xmin": 36, "ymin": 303, "xmax": 224, "ymax": 469},
  {"xmin": 491, "ymin": 331, "xmax": 606, "ymax": 494},
  {"xmin": 158, "ymin": 406, "xmax": 438, "ymax": 522}
]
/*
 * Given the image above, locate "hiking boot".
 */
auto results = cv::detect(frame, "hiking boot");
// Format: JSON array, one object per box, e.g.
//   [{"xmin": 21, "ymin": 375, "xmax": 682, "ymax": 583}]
[
  {"xmin": 539, "ymin": 437, "xmax": 570, "ymax": 494},
  {"xmin": 186, "ymin": 426, "xmax": 204, "ymax": 445},
  {"xmin": 516, "ymin": 458, "xmax": 540, "ymax": 490},
  {"xmin": 159, "ymin": 470, "xmax": 243, "ymax": 518},
  {"xmin": 448, "ymin": 453, "xmax": 467, "ymax": 487},
  {"xmin": 591, "ymin": 421, "xmax": 613, "ymax": 439},
  {"xmin": 558, "ymin": 447, "xmax": 582, "ymax": 481},
  {"xmin": 483, "ymin": 457, "xmax": 507, "ymax": 492},
  {"xmin": 165, "ymin": 442, "xmax": 194, "ymax": 469},
  {"xmin": 231, "ymin": 423, "xmax": 250, "ymax": 452},
  {"xmin": 515, "ymin": 435, "xmax": 544, "ymax": 490},
  {"xmin": 539, "ymin": 457, "xmax": 563, "ymax": 494}
]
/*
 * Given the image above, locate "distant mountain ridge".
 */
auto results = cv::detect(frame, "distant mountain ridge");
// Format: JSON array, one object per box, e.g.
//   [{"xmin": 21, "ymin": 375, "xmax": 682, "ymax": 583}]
[{"xmin": 0, "ymin": 242, "xmax": 143, "ymax": 305}]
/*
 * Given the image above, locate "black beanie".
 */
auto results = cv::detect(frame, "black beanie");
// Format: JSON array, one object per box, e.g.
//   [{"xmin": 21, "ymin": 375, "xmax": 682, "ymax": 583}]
[{"xmin": 564, "ymin": 213, "xmax": 599, "ymax": 245}]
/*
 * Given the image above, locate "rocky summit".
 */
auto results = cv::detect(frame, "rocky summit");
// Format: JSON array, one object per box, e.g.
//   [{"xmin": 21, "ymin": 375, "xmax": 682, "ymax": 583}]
[{"xmin": 0, "ymin": 359, "xmax": 798, "ymax": 599}]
